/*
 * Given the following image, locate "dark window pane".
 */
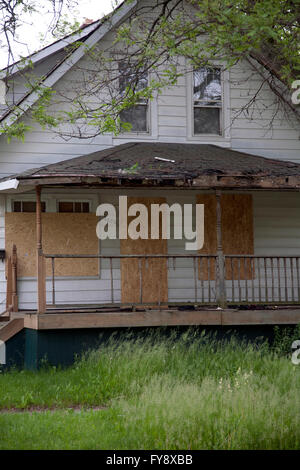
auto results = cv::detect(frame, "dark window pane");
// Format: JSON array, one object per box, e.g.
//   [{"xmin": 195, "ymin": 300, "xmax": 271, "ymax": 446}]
[
  {"xmin": 194, "ymin": 107, "xmax": 221, "ymax": 135},
  {"xmin": 120, "ymin": 105, "xmax": 148, "ymax": 132},
  {"xmin": 13, "ymin": 201, "xmax": 21, "ymax": 212},
  {"xmin": 119, "ymin": 61, "xmax": 148, "ymax": 98},
  {"xmin": 194, "ymin": 68, "xmax": 221, "ymax": 104},
  {"xmin": 13, "ymin": 201, "xmax": 45, "ymax": 212},
  {"xmin": 82, "ymin": 202, "xmax": 89, "ymax": 213},
  {"xmin": 74, "ymin": 202, "xmax": 81, "ymax": 212},
  {"xmin": 59, "ymin": 201, "xmax": 89, "ymax": 213},
  {"xmin": 59, "ymin": 202, "xmax": 73, "ymax": 212},
  {"xmin": 22, "ymin": 201, "xmax": 37, "ymax": 212}
]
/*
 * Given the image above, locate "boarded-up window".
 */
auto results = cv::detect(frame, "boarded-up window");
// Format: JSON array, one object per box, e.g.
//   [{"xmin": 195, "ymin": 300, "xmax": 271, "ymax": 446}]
[
  {"xmin": 197, "ymin": 194, "xmax": 254, "ymax": 280},
  {"xmin": 5, "ymin": 213, "xmax": 99, "ymax": 277}
]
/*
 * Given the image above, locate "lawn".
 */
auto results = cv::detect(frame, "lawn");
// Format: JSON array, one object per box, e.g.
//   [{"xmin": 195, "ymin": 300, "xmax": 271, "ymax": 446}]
[{"xmin": 0, "ymin": 328, "xmax": 299, "ymax": 450}]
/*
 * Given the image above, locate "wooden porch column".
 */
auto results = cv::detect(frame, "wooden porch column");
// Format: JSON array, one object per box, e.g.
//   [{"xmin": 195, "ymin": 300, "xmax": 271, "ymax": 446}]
[
  {"xmin": 11, "ymin": 244, "xmax": 18, "ymax": 312},
  {"xmin": 215, "ymin": 190, "xmax": 227, "ymax": 308},
  {"xmin": 36, "ymin": 186, "xmax": 46, "ymax": 313}
]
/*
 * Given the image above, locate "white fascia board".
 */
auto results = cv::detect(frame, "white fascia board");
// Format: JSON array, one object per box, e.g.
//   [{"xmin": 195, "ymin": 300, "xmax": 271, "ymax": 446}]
[
  {"xmin": 0, "ymin": 178, "xmax": 19, "ymax": 191},
  {"xmin": 1, "ymin": 0, "xmax": 137, "ymax": 128},
  {"xmin": 0, "ymin": 20, "xmax": 102, "ymax": 80}
]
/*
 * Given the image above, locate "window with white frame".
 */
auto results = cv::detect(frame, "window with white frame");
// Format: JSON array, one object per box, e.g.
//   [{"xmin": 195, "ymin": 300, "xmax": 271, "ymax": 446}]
[
  {"xmin": 193, "ymin": 67, "xmax": 222, "ymax": 135},
  {"xmin": 13, "ymin": 201, "xmax": 46, "ymax": 212},
  {"xmin": 118, "ymin": 61, "xmax": 149, "ymax": 132}
]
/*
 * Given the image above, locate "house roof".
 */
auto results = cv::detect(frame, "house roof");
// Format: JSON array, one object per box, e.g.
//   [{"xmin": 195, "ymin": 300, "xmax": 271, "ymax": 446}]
[
  {"xmin": 0, "ymin": 0, "xmax": 136, "ymax": 127},
  {"xmin": 2, "ymin": 0, "xmax": 299, "ymax": 129},
  {"xmin": 0, "ymin": 19, "xmax": 103, "ymax": 80},
  {"xmin": 2, "ymin": 142, "xmax": 300, "ymax": 190}
]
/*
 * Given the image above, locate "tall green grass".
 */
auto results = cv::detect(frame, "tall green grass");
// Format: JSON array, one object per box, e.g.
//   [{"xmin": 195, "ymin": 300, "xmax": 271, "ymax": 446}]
[{"xmin": 0, "ymin": 328, "xmax": 299, "ymax": 449}]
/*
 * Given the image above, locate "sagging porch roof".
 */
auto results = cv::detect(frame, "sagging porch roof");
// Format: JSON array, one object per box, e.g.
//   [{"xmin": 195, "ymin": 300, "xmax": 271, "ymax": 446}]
[{"xmin": 2, "ymin": 142, "xmax": 300, "ymax": 190}]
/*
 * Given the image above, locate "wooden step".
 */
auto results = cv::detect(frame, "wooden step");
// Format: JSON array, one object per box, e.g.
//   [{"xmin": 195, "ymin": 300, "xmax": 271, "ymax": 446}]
[{"xmin": 0, "ymin": 318, "xmax": 24, "ymax": 342}]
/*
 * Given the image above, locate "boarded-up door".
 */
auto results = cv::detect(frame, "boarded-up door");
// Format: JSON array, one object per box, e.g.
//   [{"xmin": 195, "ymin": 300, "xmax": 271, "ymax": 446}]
[{"xmin": 120, "ymin": 197, "xmax": 168, "ymax": 304}]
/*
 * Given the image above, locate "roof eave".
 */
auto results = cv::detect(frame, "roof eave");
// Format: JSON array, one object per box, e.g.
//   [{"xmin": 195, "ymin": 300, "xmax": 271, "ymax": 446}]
[
  {"xmin": 11, "ymin": 173, "xmax": 300, "ymax": 191},
  {"xmin": 0, "ymin": 0, "xmax": 137, "ymax": 128}
]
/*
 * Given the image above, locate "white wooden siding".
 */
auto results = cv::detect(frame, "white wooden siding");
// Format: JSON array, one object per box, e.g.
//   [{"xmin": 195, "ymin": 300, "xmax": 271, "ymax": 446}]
[
  {"xmin": 0, "ymin": 196, "xmax": 6, "ymax": 311},
  {"xmin": 0, "ymin": 13, "xmax": 299, "ymax": 180}
]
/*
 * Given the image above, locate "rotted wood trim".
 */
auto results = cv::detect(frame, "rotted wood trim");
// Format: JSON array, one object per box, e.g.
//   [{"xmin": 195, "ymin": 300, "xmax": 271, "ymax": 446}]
[
  {"xmin": 16, "ymin": 175, "xmax": 300, "ymax": 190},
  {"xmin": 17, "ymin": 308, "xmax": 300, "ymax": 330}
]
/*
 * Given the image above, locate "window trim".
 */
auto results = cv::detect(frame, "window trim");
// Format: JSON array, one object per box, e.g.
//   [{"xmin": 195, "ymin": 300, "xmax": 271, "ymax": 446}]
[
  {"xmin": 187, "ymin": 63, "xmax": 231, "ymax": 142},
  {"xmin": 57, "ymin": 200, "xmax": 91, "ymax": 213},
  {"xmin": 8, "ymin": 197, "xmax": 48, "ymax": 212},
  {"xmin": 114, "ymin": 57, "xmax": 156, "ymax": 138},
  {"xmin": 12, "ymin": 200, "xmax": 46, "ymax": 213}
]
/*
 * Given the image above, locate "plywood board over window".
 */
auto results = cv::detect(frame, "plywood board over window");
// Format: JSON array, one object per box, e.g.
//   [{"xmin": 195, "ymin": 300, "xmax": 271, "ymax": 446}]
[
  {"xmin": 196, "ymin": 194, "xmax": 254, "ymax": 280},
  {"xmin": 120, "ymin": 197, "xmax": 168, "ymax": 305},
  {"xmin": 5, "ymin": 213, "xmax": 99, "ymax": 277}
]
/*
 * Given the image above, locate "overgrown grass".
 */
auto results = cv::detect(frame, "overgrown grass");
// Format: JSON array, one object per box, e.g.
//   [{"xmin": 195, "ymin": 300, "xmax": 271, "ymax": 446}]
[{"xmin": 0, "ymin": 328, "xmax": 299, "ymax": 449}]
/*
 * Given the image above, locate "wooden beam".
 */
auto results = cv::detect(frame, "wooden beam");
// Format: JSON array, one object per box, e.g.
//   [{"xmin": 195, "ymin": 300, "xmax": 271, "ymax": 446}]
[
  {"xmin": 16, "ymin": 174, "xmax": 300, "ymax": 191},
  {"xmin": 29, "ymin": 308, "xmax": 300, "ymax": 330},
  {"xmin": 36, "ymin": 310, "xmax": 222, "ymax": 329},
  {"xmin": 215, "ymin": 191, "xmax": 226, "ymax": 308},
  {"xmin": 0, "ymin": 318, "xmax": 24, "ymax": 342},
  {"xmin": 36, "ymin": 186, "xmax": 46, "ymax": 314},
  {"xmin": 6, "ymin": 255, "xmax": 12, "ymax": 311},
  {"xmin": 11, "ymin": 244, "xmax": 18, "ymax": 312}
]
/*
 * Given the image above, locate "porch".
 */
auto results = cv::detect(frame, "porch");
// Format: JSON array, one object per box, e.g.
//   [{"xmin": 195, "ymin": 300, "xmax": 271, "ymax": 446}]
[
  {"xmin": 43, "ymin": 253, "xmax": 300, "ymax": 309},
  {"xmin": 5, "ymin": 249, "xmax": 300, "ymax": 328}
]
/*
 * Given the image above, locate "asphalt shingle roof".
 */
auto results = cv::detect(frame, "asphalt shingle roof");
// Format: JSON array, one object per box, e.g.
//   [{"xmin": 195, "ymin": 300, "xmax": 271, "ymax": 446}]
[{"xmin": 12, "ymin": 142, "xmax": 300, "ymax": 181}]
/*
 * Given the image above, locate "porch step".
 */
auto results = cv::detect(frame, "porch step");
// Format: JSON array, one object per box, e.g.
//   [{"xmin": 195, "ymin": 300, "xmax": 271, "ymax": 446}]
[{"xmin": 0, "ymin": 318, "xmax": 24, "ymax": 342}]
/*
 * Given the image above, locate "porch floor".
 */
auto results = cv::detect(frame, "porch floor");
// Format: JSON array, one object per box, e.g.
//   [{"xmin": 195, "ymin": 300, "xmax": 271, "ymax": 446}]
[{"xmin": 7, "ymin": 304, "xmax": 300, "ymax": 330}]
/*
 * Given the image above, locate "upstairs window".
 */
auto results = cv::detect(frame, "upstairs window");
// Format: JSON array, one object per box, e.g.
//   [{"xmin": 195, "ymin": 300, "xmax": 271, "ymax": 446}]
[
  {"xmin": 118, "ymin": 61, "xmax": 148, "ymax": 132},
  {"xmin": 58, "ymin": 201, "xmax": 90, "ymax": 213},
  {"xmin": 13, "ymin": 201, "xmax": 46, "ymax": 212},
  {"xmin": 193, "ymin": 67, "xmax": 222, "ymax": 135}
]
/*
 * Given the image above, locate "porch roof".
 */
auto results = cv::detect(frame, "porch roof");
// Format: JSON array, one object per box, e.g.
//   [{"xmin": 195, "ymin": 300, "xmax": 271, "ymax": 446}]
[{"xmin": 2, "ymin": 142, "xmax": 300, "ymax": 190}]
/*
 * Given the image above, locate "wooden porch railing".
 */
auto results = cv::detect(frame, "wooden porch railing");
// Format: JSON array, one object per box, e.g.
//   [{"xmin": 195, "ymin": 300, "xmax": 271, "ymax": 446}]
[
  {"xmin": 225, "ymin": 255, "xmax": 300, "ymax": 304},
  {"xmin": 6, "ymin": 244, "xmax": 18, "ymax": 312},
  {"xmin": 38, "ymin": 253, "xmax": 300, "ymax": 312}
]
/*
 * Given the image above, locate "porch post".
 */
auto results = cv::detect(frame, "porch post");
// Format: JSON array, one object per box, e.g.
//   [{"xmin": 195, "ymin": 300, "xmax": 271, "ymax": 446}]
[
  {"xmin": 215, "ymin": 190, "xmax": 227, "ymax": 308},
  {"xmin": 11, "ymin": 244, "xmax": 18, "ymax": 312},
  {"xmin": 36, "ymin": 186, "xmax": 46, "ymax": 313}
]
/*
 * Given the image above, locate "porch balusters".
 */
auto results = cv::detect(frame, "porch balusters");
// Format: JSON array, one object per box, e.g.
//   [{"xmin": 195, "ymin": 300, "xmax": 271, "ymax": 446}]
[{"xmin": 41, "ymin": 253, "xmax": 300, "ymax": 311}]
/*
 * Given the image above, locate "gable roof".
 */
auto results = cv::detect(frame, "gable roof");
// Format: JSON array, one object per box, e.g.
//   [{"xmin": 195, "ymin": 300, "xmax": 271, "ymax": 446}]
[
  {"xmin": 1, "ymin": 0, "xmax": 298, "ymax": 128},
  {"xmin": 0, "ymin": 19, "xmax": 103, "ymax": 79},
  {"xmin": 2, "ymin": 142, "xmax": 300, "ymax": 190},
  {"xmin": 0, "ymin": 0, "xmax": 136, "ymax": 127}
]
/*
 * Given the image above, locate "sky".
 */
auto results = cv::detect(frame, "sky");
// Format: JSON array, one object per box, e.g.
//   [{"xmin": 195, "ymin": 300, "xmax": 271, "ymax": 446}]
[{"xmin": 0, "ymin": 0, "xmax": 121, "ymax": 69}]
